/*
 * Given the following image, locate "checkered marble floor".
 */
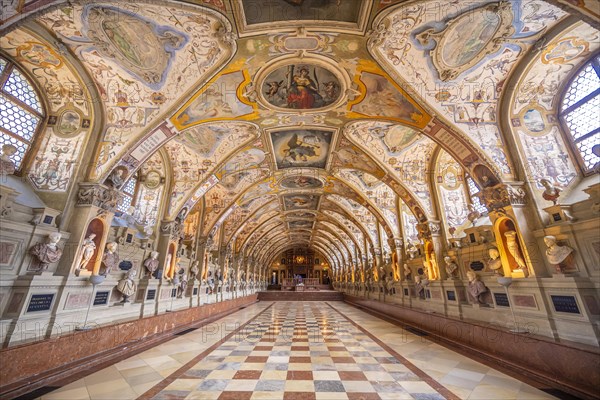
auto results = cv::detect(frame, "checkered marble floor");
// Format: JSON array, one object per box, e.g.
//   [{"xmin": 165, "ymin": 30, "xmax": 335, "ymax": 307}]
[
  {"xmin": 40, "ymin": 301, "xmax": 557, "ymax": 400},
  {"xmin": 139, "ymin": 302, "xmax": 556, "ymax": 400}
]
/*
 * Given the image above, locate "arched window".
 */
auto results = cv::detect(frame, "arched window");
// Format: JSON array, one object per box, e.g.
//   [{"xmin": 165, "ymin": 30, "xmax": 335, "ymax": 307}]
[
  {"xmin": 117, "ymin": 177, "xmax": 138, "ymax": 213},
  {"xmin": 465, "ymin": 174, "xmax": 488, "ymax": 215},
  {"xmin": 0, "ymin": 56, "xmax": 44, "ymax": 170},
  {"xmin": 560, "ymin": 55, "xmax": 600, "ymax": 173}
]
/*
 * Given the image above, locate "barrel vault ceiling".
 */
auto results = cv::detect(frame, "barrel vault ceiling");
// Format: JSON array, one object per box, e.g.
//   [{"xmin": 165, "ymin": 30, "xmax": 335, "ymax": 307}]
[{"xmin": 1, "ymin": 0, "xmax": 598, "ymax": 268}]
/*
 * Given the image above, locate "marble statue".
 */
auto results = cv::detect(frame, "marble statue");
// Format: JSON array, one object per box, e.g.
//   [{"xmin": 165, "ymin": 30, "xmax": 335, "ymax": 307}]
[
  {"xmin": 190, "ymin": 260, "xmax": 199, "ymax": 280},
  {"xmin": 164, "ymin": 253, "xmax": 172, "ymax": 279},
  {"xmin": 467, "ymin": 204, "xmax": 481, "ymax": 224},
  {"xmin": 414, "ymin": 276, "xmax": 425, "ymax": 299},
  {"xmin": 29, "ymin": 232, "xmax": 63, "ymax": 271},
  {"xmin": 466, "ymin": 271, "xmax": 488, "ymax": 304},
  {"xmin": 100, "ymin": 242, "xmax": 119, "ymax": 276},
  {"xmin": 403, "ymin": 263, "xmax": 411, "ymax": 279},
  {"xmin": 77, "ymin": 234, "xmax": 96, "ymax": 271},
  {"xmin": 406, "ymin": 242, "xmax": 418, "ymax": 259},
  {"xmin": 124, "ymin": 206, "xmax": 137, "ymax": 226},
  {"xmin": 144, "ymin": 251, "xmax": 159, "ymax": 277},
  {"xmin": 429, "ymin": 256, "xmax": 439, "ymax": 280},
  {"xmin": 207, "ymin": 270, "xmax": 215, "ymax": 293},
  {"xmin": 106, "ymin": 167, "xmax": 127, "ymax": 188},
  {"xmin": 178, "ymin": 274, "xmax": 188, "ymax": 298},
  {"xmin": 540, "ymin": 178, "xmax": 561, "ymax": 205},
  {"xmin": 422, "ymin": 260, "xmax": 431, "ymax": 279},
  {"xmin": 0, "ymin": 144, "xmax": 17, "ymax": 175},
  {"xmin": 505, "ymin": 231, "xmax": 528, "ymax": 276},
  {"xmin": 444, "ymin": 256, "xmax": 458, "ymax": 278},
  {"xmin": 116, "ymin": 269, "xmax": 137, "ymax": 303},
  {"xmin": 487, "ymin": 247, "xmax": 504, "ymax": 276},
  {"xmin": 372, "ymin": 264, "xmax": 379, "ymax": 282},
  {"xmin": 391, "ymin": 252, "xmax": 401, "ymax": 281},
  {"xmin": 544, "ymin": 235, "xmax": 574, "ymax": 273},
  {"xmin": 385, "ymin": 274, "xmax": 394, "ymax": 293}
]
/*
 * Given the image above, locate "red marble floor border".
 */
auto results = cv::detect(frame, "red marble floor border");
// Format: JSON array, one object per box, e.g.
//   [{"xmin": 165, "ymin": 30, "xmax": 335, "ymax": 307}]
[
  {"xmin": 1, "ymin": 296, "xmax": 259, "ymax": 400},
  {"xmin": 326, "ymin": 302, "xmax": 461, "ymax": 400},
  {"xmin": 137, "ymin": 302, "xmax": 275, "ymax": 400},
  {"xmin": 343, "ymin": 295, "xmax": 599, "ymax": 400}
]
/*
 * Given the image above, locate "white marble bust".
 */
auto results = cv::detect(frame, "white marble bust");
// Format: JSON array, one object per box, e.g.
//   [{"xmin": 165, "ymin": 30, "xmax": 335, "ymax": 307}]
[{"xmin": 544, "ymin": 235, "xmax": 573, "ymax": 265}]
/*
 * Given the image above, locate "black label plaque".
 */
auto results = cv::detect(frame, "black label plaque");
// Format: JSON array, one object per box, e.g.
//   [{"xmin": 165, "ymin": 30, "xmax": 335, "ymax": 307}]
[
  {"xmin": 171, "ymin": 288, "xmax": 177, "ymax": 297},
  {"xmin": 193, "ymin": 287, "xmax": 198, "ymax": 295},
  {"xmin": 551, "ymin": 295, "xmax": 580, "ymax": 314},
  {"xmin": 494, "ymin": 292, "xmax": 510, "ymax": 307},
  {"xmin": 552, "ymin": 213, "xmax": 562, "ymax": 222},
  {"xmin": 446, "ymin": 290, "xmax": 456, "ymax": 301},
  {"xmin": 119, "ymin": 261, "xmax": 133, "ymax": 271},
  {"xmin": 93, "ymin": 291, "xmax": 110, "ymax": 306},
  {"xmin": 26, "ymin": 294, "xmax": 54, "ymax": 313},
  {"xmin": 146, "ymin": 289, "xmax": 156, "ymax": 300},
  {"xmin": 470, "ymin": 261, "xmax": 484, "ymax": 271},
  {"xmin": 403, "ymin": 288, "xmax": 409, "ymax": 296}
]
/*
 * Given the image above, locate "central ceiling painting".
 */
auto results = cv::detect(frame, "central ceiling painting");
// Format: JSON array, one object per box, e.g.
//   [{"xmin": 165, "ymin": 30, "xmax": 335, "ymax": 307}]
[
  {"xmin": 280, "ymin": 176, "xmax": 324, "ymax": 189},
  {"xmin": 270, "ymin": 129, "xmax": 333, "ymax": 169},
  {"xmin": 240, "ymin": 0, "xmax": 361, "ymax": 25},
  {"xmin": 261, "ymin": 63, "xmax": 342, "ymax": 110},
  {"xmin": 283, "ymin": 194, "xmax": 320, "ymax": 210}
]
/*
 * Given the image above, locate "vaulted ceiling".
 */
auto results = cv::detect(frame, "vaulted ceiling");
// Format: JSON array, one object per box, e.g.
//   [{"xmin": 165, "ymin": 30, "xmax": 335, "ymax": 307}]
[{"xmin": 1, "ymin": 0, "xmax": 598, "ymax": 269}]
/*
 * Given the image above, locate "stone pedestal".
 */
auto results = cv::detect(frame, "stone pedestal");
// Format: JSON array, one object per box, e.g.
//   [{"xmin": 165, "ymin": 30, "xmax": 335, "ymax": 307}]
[
  {"xmin": 2, "ymin": 273, "xmax": 65, "ymax": 346},
  {"xmin": 543, "ymin": 204, "xmax": 575, "ymax": 225},
  {"xmin": 440, "ymin": 280, "xmax": 466, "ymax": 318},
  {"xmin": 139, "ymin": 278, "xmax": 160, "ymax": 318}
]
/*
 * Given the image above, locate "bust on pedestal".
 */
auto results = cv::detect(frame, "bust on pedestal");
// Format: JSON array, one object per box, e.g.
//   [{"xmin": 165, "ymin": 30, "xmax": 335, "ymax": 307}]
[
  {"xmin": 414, "ymin": 276, "xmax": 425, "ymax": 299},
  {"xmin": 466, "ymin": 271, "xmax": 488, "ymax": 305},
  {"xmin": 0, "ymin": 144, "xmax": 17, "ymax": 176},
  {"xmin": 544, "ymin": 235, "xmax": 574, "ymax": 274},
  {"xmin": 117, "ymin": 269, "xmax": 137, "ymax": 303},
  {"xmin": 29, "ymin": 233, "xmax": 63, "ymax": 272},
  {"xmin": 487, "ymin": 248, "xmax": 504, "ymax": 276},
  {"xmin": 444, "ymin": 256, "xmax": 458, "ymax": 279},
  {"xmin": 144, "ymin": 251, "xmax": 160, "ymax": 278},
  {"xmin": 100, "ymin": 242, "xmax": 119, "ymax": 276}
]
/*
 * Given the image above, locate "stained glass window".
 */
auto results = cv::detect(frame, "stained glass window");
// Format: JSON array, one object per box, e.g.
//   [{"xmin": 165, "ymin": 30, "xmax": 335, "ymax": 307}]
[
  {"xmin": 560, "ymin": 56, "xmax": 600, "ymax": 172},
  {"xmin": 0, "ymin": 57, "xmax": 44, "ymax": 169}
]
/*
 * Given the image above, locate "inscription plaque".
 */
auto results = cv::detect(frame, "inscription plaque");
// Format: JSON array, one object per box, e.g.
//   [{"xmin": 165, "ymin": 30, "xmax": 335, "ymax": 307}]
[
  {"xmin": 94, "ymin": 291, "xmax": 110, "ymax": 306},
  {"xmin": 551, "ymin": 295, "xmax": 580, "ymax": 314},
  {"xmin": 26, "ymin": 294, "xmax": 54, "ymax": 313},
  {"xmin": 494, "ymin": 292, "xmax": 510, "ymax": 307}
]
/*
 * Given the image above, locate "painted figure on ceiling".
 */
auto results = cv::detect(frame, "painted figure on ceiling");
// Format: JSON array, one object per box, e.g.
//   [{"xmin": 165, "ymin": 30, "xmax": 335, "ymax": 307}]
[{"xmin": 287, "ymin": 67, "xmax": 322, "ymax": 109}]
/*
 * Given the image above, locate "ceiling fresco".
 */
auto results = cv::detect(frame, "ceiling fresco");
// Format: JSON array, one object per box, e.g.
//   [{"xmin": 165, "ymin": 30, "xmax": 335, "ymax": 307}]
[
  {"xmin": 270, "ymin": 128, "xmax": 334, "ymax": 169},
  {"xmin": 34, "ymin": 1, "xmax": 235, "ymax": 181},
  {"xmin": 370, "ymin": 0, "xmax": 574, "ymax": 181},
  {"xmin": 2, "ymin": 0, "xmax": 597, "ymax": 269}
]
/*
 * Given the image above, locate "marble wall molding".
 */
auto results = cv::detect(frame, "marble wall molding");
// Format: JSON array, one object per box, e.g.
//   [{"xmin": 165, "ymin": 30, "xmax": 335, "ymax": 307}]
[
  {"xmin": 344, "ymin": 294, "xmax": 600, "ymax": 400},
  {"xmin": 0, "ymin": 294, "xmax": 258, "ymax": 399}
]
